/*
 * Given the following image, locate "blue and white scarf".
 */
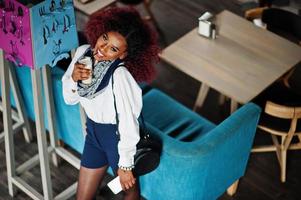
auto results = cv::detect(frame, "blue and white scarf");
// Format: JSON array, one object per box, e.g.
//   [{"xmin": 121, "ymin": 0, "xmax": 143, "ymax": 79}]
[{"xmin": 77, "ymin": 48, "xmax": 122, "ymax": 99}]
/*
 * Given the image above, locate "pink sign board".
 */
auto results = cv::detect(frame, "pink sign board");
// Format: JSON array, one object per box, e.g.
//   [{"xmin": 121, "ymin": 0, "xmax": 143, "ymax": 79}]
[{"xmin": 0, "ymin": 0, "xmax": 34, "ymax": 68}]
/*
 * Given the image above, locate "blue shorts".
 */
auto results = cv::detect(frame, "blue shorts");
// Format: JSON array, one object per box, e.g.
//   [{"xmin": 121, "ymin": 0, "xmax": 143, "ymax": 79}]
[{"xmin": 81, "ymin": 117, "xmax": 119, "ymax": 172}]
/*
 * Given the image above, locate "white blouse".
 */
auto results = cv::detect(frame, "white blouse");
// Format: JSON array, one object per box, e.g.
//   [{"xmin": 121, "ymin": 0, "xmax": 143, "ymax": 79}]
[{"xmin": 62, "ymin": 44, "xmax": 142, "ymax": 168}]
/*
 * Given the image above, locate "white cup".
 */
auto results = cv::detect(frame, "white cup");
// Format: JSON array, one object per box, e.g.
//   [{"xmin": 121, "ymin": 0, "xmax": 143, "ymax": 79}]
[{"xmin": 78, "ymin": 56, "xmax": 93, "ymax": 85}]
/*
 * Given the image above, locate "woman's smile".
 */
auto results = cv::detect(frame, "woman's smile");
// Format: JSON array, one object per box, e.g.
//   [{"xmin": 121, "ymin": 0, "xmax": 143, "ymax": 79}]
[
  {"xmin": 94, "ymin": 49, "xmax": 104, "ymax": 60},
  {"xmin": 93, "ymin": 31, "xmax": 127, "ymax": 61},
  {"xmin": 97, "ymin": 49, "xmax": 104, "ymax": 57}
]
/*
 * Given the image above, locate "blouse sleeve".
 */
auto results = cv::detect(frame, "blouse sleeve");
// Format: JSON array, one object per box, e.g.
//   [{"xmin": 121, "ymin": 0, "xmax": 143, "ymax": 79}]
[
  {"xmin": 62, "ymin": 45, "xmax": 89, "ymax": 105},
  {"xmin": 113, "ymin": 67, "xmax": 142, "ymax": 168}
]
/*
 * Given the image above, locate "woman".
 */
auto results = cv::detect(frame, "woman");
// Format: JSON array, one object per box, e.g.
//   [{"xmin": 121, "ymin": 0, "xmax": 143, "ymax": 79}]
[{"xmin": 62, "ymin": 7, "xmax": 160, "ymax": 200}]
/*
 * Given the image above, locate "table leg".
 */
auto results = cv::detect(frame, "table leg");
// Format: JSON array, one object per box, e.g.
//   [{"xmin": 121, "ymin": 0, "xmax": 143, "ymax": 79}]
[
  {"xmin": 230, "ymin": 99, "xmax": 238, "ymax": 113},
  {"xmin": 227, "ymin": 180, "xmax": 239, "ymax": 196},
  {"xmin": 193, "ymin": 83, "xmax": 209, "ymax": 111}
]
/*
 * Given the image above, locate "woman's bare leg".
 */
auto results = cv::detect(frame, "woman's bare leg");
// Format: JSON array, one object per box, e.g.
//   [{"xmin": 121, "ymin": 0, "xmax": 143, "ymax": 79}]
[{"xmin": 76, "ymin": 165, "xmax": 108, "ymax": 200}]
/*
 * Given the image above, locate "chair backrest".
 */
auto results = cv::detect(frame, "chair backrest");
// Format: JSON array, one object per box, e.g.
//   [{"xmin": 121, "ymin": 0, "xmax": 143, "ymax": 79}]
[
  {"xmin": 265, "ymin": 101, "xmax": 301, "ymax": 119},
  {"xmin": 264, "ymin": 101, "xmax": 301, "ymax": 134},
  {"xmin": 262, "ymin": 8, "xmax": 301, "ymax": 41}
]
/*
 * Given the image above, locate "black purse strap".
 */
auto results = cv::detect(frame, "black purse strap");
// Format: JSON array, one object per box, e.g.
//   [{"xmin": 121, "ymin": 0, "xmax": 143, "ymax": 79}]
[
  {"xmin": 111, "ymin": 70, "xmax": 148, "ymax": 139},
  {"xmin": 111, "ymin": 73, "xmax": 120, "ymax": 136}
]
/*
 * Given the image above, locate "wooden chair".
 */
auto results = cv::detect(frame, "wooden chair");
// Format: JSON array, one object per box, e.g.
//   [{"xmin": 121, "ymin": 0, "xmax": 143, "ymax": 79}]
[{"xmin": 252, "ymin": 101, "xmax": 301, "ymax": 182}]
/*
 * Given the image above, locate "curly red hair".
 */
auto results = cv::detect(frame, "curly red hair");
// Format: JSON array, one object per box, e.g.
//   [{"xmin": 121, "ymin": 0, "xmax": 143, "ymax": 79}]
[{"xmin": 84, "ymin": 7, "xmax": 160, "ymax": 83}]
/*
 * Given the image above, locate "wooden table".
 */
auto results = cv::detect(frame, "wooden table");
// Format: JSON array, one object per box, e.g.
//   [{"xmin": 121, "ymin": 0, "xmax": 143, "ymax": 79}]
[
  {"xmin": 160, "ymin": 10, "xmax": 301, "ymax": 113},
  {"xmin": 73, "ymin": 0, "xmax": 116, "ymax": 16}
]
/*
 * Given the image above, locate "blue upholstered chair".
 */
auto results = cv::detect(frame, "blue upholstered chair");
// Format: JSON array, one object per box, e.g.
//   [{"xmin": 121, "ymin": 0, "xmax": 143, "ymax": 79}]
[
  {"xmin": 139, "ymin": 89, "xmax": 261, "ymax": 200},
  {"xmin": 3, "ymin": 66, "xmax": 261, "ymax": 200}
]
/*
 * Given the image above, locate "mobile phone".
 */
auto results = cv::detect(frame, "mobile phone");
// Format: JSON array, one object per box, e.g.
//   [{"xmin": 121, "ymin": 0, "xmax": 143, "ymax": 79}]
[{"xmin": 107, "ymin": 176, "xmax": 122, "ymax": 194}]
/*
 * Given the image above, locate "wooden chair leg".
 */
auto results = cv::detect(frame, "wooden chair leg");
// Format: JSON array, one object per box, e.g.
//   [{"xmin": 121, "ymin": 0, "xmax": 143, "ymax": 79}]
[
  {"xmin": 272, "ymin": 135, "xmax": 281, "ymax": 164},
  {"xmin": 193, "ymin": 83, "xmax": 209, "ymax": 111},
  {"xmin": 227, "ymin": 180, "xmax": 239, "ymax": 196},
  {"xmin": 280, "ymin": 148, "xmax": 287, "ymax": 182}
]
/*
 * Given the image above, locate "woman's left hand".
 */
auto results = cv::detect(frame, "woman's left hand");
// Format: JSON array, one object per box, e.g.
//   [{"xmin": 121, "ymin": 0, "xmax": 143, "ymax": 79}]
[{"xmin": 117, "ymin": 168, "xmax": 136, "ymax": 190}]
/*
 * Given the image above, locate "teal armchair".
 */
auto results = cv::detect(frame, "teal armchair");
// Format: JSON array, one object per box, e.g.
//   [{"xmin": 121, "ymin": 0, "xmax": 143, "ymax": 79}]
[{"xmin": 139, "ymin": 89, "xmax": 261, "ymax": 200}]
